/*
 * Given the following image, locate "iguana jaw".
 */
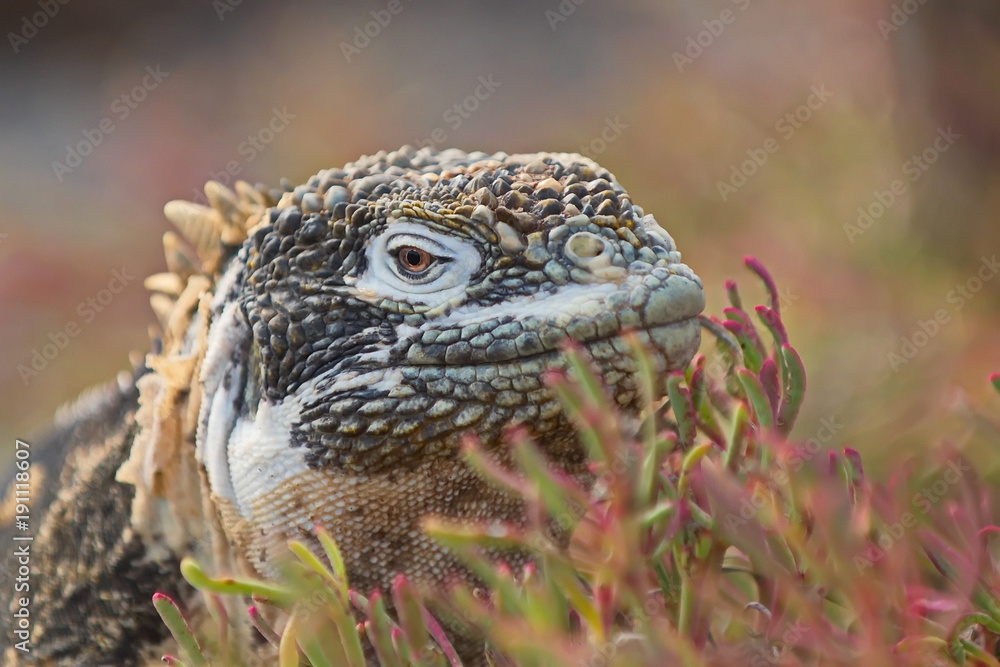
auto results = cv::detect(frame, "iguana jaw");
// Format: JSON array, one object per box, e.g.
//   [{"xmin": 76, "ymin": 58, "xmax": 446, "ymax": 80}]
[{"xmin": 195, "ymin": 274, "xmax": 702, "ymax": 587}]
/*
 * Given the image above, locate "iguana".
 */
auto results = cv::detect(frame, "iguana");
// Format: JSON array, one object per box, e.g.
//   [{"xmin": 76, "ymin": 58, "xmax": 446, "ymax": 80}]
[{"xmin": 0, "ymin": 146, "xmax": 704, "ymax": 665}]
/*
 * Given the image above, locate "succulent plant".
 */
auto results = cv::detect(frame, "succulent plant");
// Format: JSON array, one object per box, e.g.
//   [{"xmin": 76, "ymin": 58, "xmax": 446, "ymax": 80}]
[{"xmin": 155, "ymin": 258, "xmax": 1000, "ymax": 666}]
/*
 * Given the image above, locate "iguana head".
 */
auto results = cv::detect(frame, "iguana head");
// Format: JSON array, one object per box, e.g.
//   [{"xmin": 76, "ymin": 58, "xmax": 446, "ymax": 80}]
[{"xmin": 194, "ymin": 147, "xmax": 703, "ymax": 590}]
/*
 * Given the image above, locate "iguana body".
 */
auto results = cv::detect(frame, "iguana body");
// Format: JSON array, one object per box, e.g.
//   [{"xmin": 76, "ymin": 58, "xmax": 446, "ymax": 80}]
[{"xmin": 1, "ymin": 147, "xmax": 703, "ymax": 665}]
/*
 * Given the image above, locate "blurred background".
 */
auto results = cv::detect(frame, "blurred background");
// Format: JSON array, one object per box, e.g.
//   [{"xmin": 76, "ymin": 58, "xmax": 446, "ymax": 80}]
[{"xmin": 1, "ymin": 0, "xmax": 998, "ymax": 479}]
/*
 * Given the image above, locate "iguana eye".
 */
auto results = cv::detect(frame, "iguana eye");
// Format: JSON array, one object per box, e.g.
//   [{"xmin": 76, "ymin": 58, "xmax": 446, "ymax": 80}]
[
  {"xmin": 384, "ymin": 234, "xmax": 453, "ymax": 285},
  {"xmin": 355, "ymin": 221, "xmax": 481, "ymax": 305},
  {"xmin": 396, "ymin": 246, "xmax": 434, "ymax": 275}
]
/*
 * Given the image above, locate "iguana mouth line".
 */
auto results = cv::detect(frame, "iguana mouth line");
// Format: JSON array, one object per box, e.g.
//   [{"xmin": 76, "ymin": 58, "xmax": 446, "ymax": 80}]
[{"xmin": 392, "ymin": 316, "xmax": 701, "ymax": 369}]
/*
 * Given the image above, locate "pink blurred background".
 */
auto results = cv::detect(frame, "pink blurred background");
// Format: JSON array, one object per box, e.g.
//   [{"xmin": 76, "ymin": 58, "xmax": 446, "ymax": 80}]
[{"xmin": 1, "ymin": 0, "xmax": 999, "ymax": 477}]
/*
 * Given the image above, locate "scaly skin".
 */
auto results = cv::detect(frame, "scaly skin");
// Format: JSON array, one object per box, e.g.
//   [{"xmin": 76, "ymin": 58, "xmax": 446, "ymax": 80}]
[{"xmin": 1, "ymin": 146, "xmax": 703, "ymax": 665}]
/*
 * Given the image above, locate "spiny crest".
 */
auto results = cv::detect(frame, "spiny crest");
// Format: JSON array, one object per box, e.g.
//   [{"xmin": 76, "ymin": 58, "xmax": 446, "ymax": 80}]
[{"xmin": 118, "ymin": 177, "xmax": 274, "ymax": 557}]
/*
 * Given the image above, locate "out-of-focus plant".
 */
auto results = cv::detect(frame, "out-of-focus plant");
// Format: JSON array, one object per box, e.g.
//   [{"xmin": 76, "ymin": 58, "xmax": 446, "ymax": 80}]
[{"xmin": 155, "ymin": 258, "xmax": 1000, "ymax": 666}]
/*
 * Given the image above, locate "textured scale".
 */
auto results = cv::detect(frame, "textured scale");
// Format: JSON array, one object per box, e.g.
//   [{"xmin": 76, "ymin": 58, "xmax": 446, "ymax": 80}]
[
  {"xmin": 196, "ymin": 147, "xmax": 704, "ymax": 598},
  {"xmin": 0, "ymin": 146, "xmax": 703, "ymax": 666}
]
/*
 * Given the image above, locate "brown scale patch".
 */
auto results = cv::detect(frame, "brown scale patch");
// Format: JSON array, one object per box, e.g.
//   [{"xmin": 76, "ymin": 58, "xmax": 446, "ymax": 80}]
[{"xmin": 224, "ymin": 455, "xmax": 587, "ymax": 596}]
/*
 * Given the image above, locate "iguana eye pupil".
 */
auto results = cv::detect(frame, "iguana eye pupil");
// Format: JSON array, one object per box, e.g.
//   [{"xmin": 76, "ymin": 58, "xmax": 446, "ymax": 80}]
[{"xmin": 398, "ymin": 246, "xmax": 432, "ymax": 273}]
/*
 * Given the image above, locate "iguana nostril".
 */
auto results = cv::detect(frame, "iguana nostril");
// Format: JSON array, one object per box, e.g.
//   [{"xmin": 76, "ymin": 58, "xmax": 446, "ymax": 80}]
[{"xmin": 565, "ymin": 232, "xmax": 609, "ymax": 265}]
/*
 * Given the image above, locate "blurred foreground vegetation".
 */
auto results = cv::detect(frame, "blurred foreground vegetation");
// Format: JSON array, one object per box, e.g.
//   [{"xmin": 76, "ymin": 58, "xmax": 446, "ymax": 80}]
[{"xmin": 155, "ymin": 261, "xmax": 1000, "ymax": 666}]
